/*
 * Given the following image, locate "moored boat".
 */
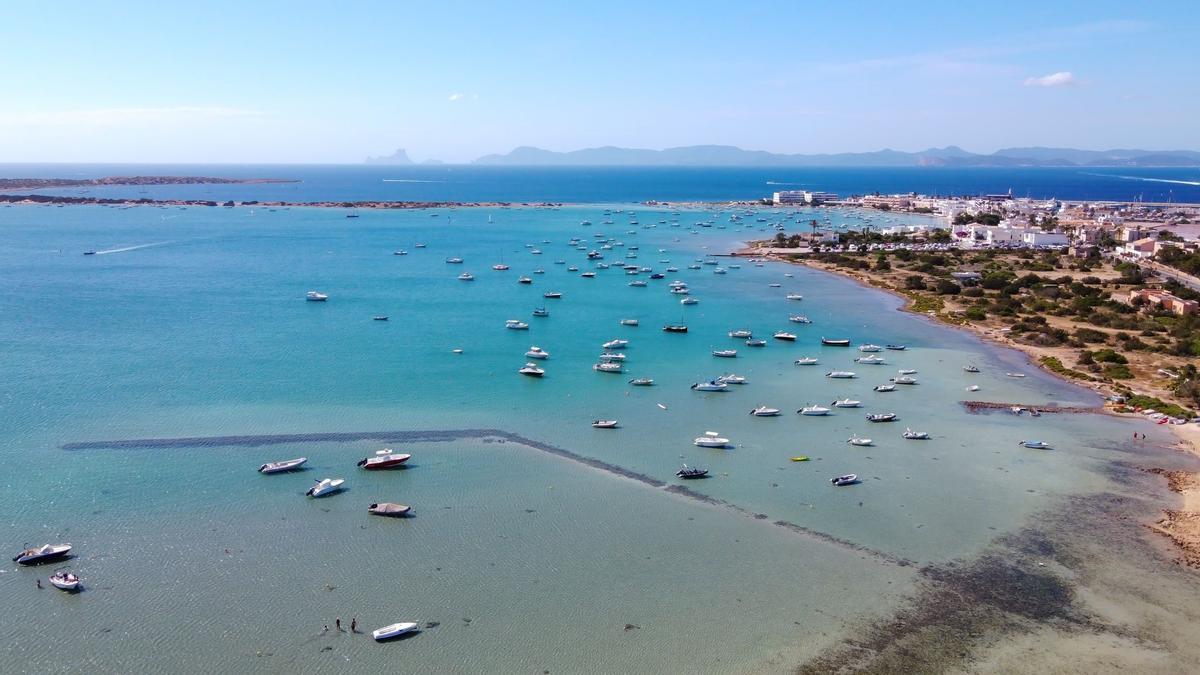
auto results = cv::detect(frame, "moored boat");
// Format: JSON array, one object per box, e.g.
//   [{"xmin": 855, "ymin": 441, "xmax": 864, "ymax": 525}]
[
  {"xmin": 694, "ymin": 431, "xmax": 730, "ymax": 447},
  {"xmin": 518, "ymin": 362, "xmax": 545, "ymax": 377},
  {"xmin": 592, "ymin": 419, "xmax": 619, "ymax": 428},
  {"xmin": 867, "ymin": 412, "xmax": 897, "ymax": 423},
  {"xmin": 305, "ymin": 291, "xmax": 328, "ymax": 302},
  {"xmin": 832, "ymin": 398, "xmax": 861, "ymax": 408},
  {"xmin": 1020, "ymin": 440, "xmax": 1052, "ymax": 449},
  {"xmin": 368, "ymin": 502, "xmax": 411, "ymax": 517},
  {"xmin": 826, "ymin": 371, "xmax": 857, "ymax": 379},
  {"xmin": 773, "ymin": 331, "xmax": 797, "ymax": 341},
  {"xmin": 749, "ymin": 406, "xmax": 781, "ymax": 416},
  {"xmin": 662, "ymin": 325, "xmax": 688, "ymax": 333},
  {"xmin": 628, "ymin": 378, "xmax": 654, "ymax": 386},
  {"xmin": 903, "ymin": 428, "xmax": 930, "ymax": 440},
  {"xmin": 357, "ymin": 450, "xmax": 411, "ymax": 470},
  {"xmin": 48, "ymin": 570, "xmax": 82, "ymax": 592},
  {"xmin": 593, "ymin": 362, "xmax": 624, "ymax": 373},
  {"xmin": 821, "ymin": 337, "xmax": 850, "ymax": 346},
  {"xmin": 676, "ymin": 464, "xmax": 709, "ymax": 479},
  {"xmin": 532, "ymin": 307, "xmax": 550, "ymax": 317},
  {"xmin": 794, "ymin": 357, "xmax": 819, "ymax": 366},
  {"xmin": 373, "ymin": 622, "xmax": 420, "ymax": 641},
  {"xmin": 830, "ymin": 474, "xmax": 859, "ymax": 486},
  {"xmin": 12, "ymin": 544, "xmax": 72, "ymax": 566},
  {"xmin": 847, "ymin": 435, "xmax": 873, "ymax": 446},
  {"xmin": 691, "ymin": 380, "xmax": 728, "ymax": 392},
  {"xmin": 505, "ymin": 319, "xmax": 529, "ymax": 330},
  {"xmin": 799, "ymin": 404, "xmax": 832, "ymax": 416},
  {"xmin": 259, "ymin": 457, "xmax": 307, "ymax": 474},
  {"xmin": 525, "ymin": 346, "xmax": 549, "ymax": 359},
  {"xmin": 306, "ymin": 478, "xmax": 346, "ymax": 497},
  {"xmin": 874, "ymin": 384, "xmax": 897, "ymax": 392},
  {"xmin": 712, "ymin": 349, "xmax": 737, "ymax": 358}
]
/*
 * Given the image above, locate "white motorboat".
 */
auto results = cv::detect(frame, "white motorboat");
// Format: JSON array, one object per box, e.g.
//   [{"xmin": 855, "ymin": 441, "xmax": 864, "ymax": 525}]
[
  {"xmin": 628, "ymin": 378, "xmax": 654, "ymax": 386},
  {"xmin": 1020, "ymin": 440, "xmax": 1052, "ymax": 449},
  {"xmin": 357, "ymin": 450, "xmax": 412, "ymax": 470},
  {"xmin": 518, "ymin": 362, "xmax": 545, "ymax": 377},
  {"xmin": 794, "ymin": 357, "xmax": 819, "ymax": 366},
  {"xmin": 543, "ymin": 291, "xmax": 562, "ymax": 298},
  {"xmin": 773, "ymin": 331, "xmax": 797, "ymax": 341},
  {"xmin": 847, "ymin": 435, "xmax": 873, "ymax": 446},
  {"xmin": 680, "ymin": 297, "xmax": 699, "ymax": 305},
  {"xmin": 897, "ymin": 369, "xmax": 918, "ymax": 375},
  {"xmin": 963, "ymin": 365, "xmax": 980, "ymax": 373},
  {"xmin": 903, "ymin": 428, "xmax": 930, "ymax": 440},
  {"xmin": 769, "ymin": 283, "xmax": 781, "ymax": 288},
  {"xmin": 393, "ymin": 250, "xmax": 408, "ymax": 256},
  {"xmin": 691, "ymin": 380, "xmax": 729, "ymax": 392},
  {"xmin": 833, "ymin": 398, "xmax": 862, "ymax": 408},
  {"xmin": 713, "ymin": 267, "xmax": 727, "ymax": 274},
  {"xmin": 867, "ymin": 412, "xmax": 897, "ymax": 423},
  {"xmin": 518, "ymin": 276, "xmax": 532, "ymax": 284},
  {"xmin": 620, "ymin": 319, "xmax": 639, "ymax": 326},
  {"xmin": 458, "ymin": 272, "xmax": 474, "ymax": 281},
  {"xmin": 694, "ymin": 431, "xmax": 730, "ymax": 448},
  {"xmin": 712, "ymin": 349, "xmax": 737, "ymax": 358},
  {"xmin": 786, "ymin": 293, "xmax": 803, "ymax": 301},
  {"xmin": 12, "ymin": 543, "xmax": 72, "ymax": 566},
  {"xmin": 532, "ymin": 307, "xmax": 549, "ymax": 317},
  {"xmin": 1006, "ymin": 372, "xmax": 1026, "ymax": 378},
  {"xmin": 746, "ymin": 339, "xmax": 766, "ymax": 347},
  {"xmin": 749, "ymin": 406, "xmax": 781, "ymax": 417},
  {"xmin": 305, "ymin": 291, "xmax": 328, "ymax": 302},
  {"xmin": 826, "ymin": 371, "xmax": 857, "ymax": 379},
  {"xmin": 728, "ymin": 330, "xmax": 753, "ymax": 339},
  {"xmin": 598, "ymin": 352, "xmax": 626, "ymax": 362},
  {"xmin": 414, "ymin": 243, "xmax": 427, "ymax": 248},
  {"xmin": 259, "ymin": 457, "xmax": 307, "ymax": 474},
  {"xmin": 492, "ymin": 264, "xmax": 509, "ymax": 271},
  {"xmin": 891, "ymin": 376, "xmax": 918, "ymax": 385},
  {"xmin": 593, "ymin": 362, "xmax": 623, "ymax": 373},
  {"xmin": 48, "ymin": 570, "xmax": 82, "ymax": 591},
  {"xmin": 716, "ymin": 374, "xmax": 747, "ymax": 384},
  {"xmin": 602, "ymin": 339, "xmax": 628, "ymax": 350},
  {"xmin": 592, "ymin": 419, "xmax": 619, "ymax": 429},
  {"xmin": 525, "ymin": 346, "xmax": 549, "ymax": 359},
  {"xmin": 372, "ymin": 622, "xmax": 420, "ymax": 642},
  {"xmin": 830, "ymin": 474, "xmax": 859, "ymax": 487},
  {"xmin": 629, "ymin": 280, "xmax": 648, "ymax": 287},
  {"xmin": 874, "ymin": 384, "xmax": 897, "ymax": 392},
  {"xmin": 966, "ymin": 384, "xmax": 981, "ymax": 392},
  {"xmin": 505, "ymin": 319, "xmax": 529, "ymax": 330},
  {"xmin": 305, "ymin": 478, "xmax": 345, "ymax": 498},
  {"xmin": 445, "ymin": 257, "xmax": 464, "ymax": 264},
  {"xmin": 855, "ymin": 355, "xmax": 886, "ymax": 365},
  {"xmin": 858, "ymin": 344, "xmax": 882, "ymax": 353},
  {"xmin": 799, "ymin": 405, "xmax": 832, "ymax": 416},
  {"xmin": 789, "ymin": 315, "xmax": 812, "ymax": 324}
]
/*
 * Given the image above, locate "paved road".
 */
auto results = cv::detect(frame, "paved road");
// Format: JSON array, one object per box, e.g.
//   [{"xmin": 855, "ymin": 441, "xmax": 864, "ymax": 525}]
[{"xmin": 1139, "ymin": 259, "xmax": 1200, "ymax": 292}]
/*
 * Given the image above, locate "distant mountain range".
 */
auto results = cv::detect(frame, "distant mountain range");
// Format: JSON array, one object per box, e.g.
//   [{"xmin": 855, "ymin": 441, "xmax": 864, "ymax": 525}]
[
  {"xmin": 465, "ymin": 145, "xmax": 1200, "ymax": 167},
  {"xmin": 364, "ymin": 148, "xmax": 443, "ymax": 166}
]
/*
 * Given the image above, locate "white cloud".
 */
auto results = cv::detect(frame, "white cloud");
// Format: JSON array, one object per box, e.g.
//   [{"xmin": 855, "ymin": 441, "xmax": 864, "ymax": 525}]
[
  {"xmin": 448, "ymin": 93, "xmax": 465, "ymax": 101},
  {"xmin": 1023, "ymin": 71, "xmax": 1077, "ymax": 87},
  {"xmin": 0, "ymin": 106, "xmax": 266, "ymax": 127}
]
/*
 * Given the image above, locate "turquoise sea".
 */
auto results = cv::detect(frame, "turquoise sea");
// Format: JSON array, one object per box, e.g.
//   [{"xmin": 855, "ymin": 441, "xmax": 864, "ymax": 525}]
[{"xmin": 4, "ymin": 197, "xmax": 1200, "ymax": 673}]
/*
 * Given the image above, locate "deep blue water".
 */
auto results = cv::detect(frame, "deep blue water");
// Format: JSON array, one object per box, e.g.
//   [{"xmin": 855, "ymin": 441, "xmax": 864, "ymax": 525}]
[{"xmin": 2, "ymin": 164, "xmax": 1199, "ymax": 203}]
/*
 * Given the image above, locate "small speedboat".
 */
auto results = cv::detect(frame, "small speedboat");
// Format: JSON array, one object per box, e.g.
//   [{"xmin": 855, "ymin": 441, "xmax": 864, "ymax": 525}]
[
  {"xmin": 691, "ymin": 380, "xmax": 729, "ymax": 392},
  {"xmin": 712, "ymin": 349, "xmax": 737, "ymax": 358},
  {"xmin": 830, "ymin": 474, "xmax": 859, "ymax": 487},
  {"xmin": 746, "ymin": 339, "xmax": 766, "ymax": 347},
  {"xmin": 357, "ymin": 450, "xmax": 411, "ymax": 470},
  {"xmin": 847, "ymin": 436, "xmax": 873, "ymax": 446},
  {"xmin": 867, "ymin": 413, "xmax": 897, "ymax": 423},
  {"xmin": 821, "ymin": 338, "xmax": 851, "ymax": 346},
  {"xmin": 897, "ymin": 369, "xmax": 918, "ymax": 375},
  {"xmin": 717, "ymin": 374, "xmax": 747, "ymax": 384},
  {"xmin": 885, "ymin": 344, "xmax": 907, "ymax": 351},
  {"xmin": 518, "ymin": 276, "xmax": 533, "ymax": 284},
  {"xmin": 259, "ymin": 457, "xmax": 307, "ymax": 474},
  {"xmin": 794, "ymin": 357, "xmax": 819, "ymax": 366},
  {"xmin": 1020, "ymin": 440, "xmax": 1052, "ymax": 449},
  {"xmin": 786, "ymin": 293, "xmax": 803, "ymax": 301},
  {"xmin": 676, "ymin": 464, "xmax": 709, "ymax": 479},
  {"xmin": 532, "ymin": 307, "xmax": 550, "ymax": 317},
  {"xmin": 393, "ymin": 250, "xmax": 408, "ymax": 256},
  {"xmin": 966, "ymin": 384, "xmax": 981, "ymax": 392},
  {"xmin": 505, "ymin": 319, "xmax": 529, "ymax": 330},
  {"xmin": 855, "ymin": 355, "xmax": 886, "ymax": 365},
  {"xmin": 445, "ymin": 257, "xmax": 464, "ymax": 264},
  {"xmin": 769, "ymin": 283, "xmax": 781, "ymax": 288},
  {"xmin": 963, "ymin": 365, "xmax": 980, "ymax": 373},
  {"xmin": 773, "ymin": 331, "xmax": 797, "ymax": 341},
  {"xmin": 628, "ymin": 378, "xmax": 654, "ymax": 386},
  {"xmin": 789, "ymin": 315, "xmax": 812, "ymax": 324},
  {"xmin": 368, "ymin": 502, "xmax": 411, "ymax": 517},
  {"xmin": 306, "ymin": 478, "xmax": 346, "ymax": 497},
  {"xmin": 903, "ymin": 428, "xmax": 930, "ymax": 440},
  {"xmin": 681, "ymin": 297, "xmax": 699, "ymax": 305},
  {"xmin": 799, "ymin": 405, "xmax": 832, "ymax": 416},
  {"xmin": 891, "ymin": 376, "xmax": 918, "ymax": 385},
  {"xmin": 519, "ymin": 362, "xmax": 545, "ymax": 377},
  {"xmin": 694, "ymin": 431, "xmax": 730, "ymax": 448},
  {"xmin": 832, "ymin": 398, "xmax": 862, "ymax": 408},
  {"xmin": 306, "ymin": 291, "xmax": 328, "ymax": 302},
  {"xmin": 826, "ymin": 371, "xmax": 857, "ymax": 379},
  {"xmin": 603, "ymin": 339, "xmax": 629, "ymax": 350},
  {"xmin": 662, "ymin": 325, "xmax": 688, "ymax": 333},
  {"xmin": 1006, "ymin": 372, "xmax": 1026, "ymax": 378},
  {"xmin": 728, "ymin": 330, "xmax": 753, "ymax": 339},
  {"xmin": 414, "ymin": 243, "xmax": 427, "ymax": 248},
  {"xmin": 12, "ymin": 544, "xmax": 72, "ymax": 566},
  {"xmin": 373, "ymin": 622, "xmax": 420, "ymax": 641},
  {"xmin": 593, "ymin": 362, "xmax": 623, "ymax": 373},
  {"xmin": 629, "ymin": 280, "xmax": 648, "ymax": 287},
  {"xmin": 48, "ymin": 571, "xmax": 81, "ymax": 592},
  {"xmin": 874, "ymin": 384, "xmax": 896, "ymax": 392},
  {"xmin": 750, "ymin": 406, "xmax": 781, "ymax": 417},
  {"xmin": 592, "ymin": 419, "xmax": 619, "ymax": 428},
  {"xmin": 543, "ymin": 291, "xmax": 562, "ymax": 299},
  {"xmin": 457, "ymin": 272, "xmax": 474, "ymax": 281},
  {"xmin": 858, "ymin": 344, "xmax": 882, "ymax": 353},
  {"xmin": 525, "ymin": 346, "xmax": 549, "ymax": 359},
  {"xmin": 373, "ymin": 316, "xmax": 389, "ymax": 321},
  {"xmin": 620, "ymin": 319, "xmax": 639, "ymax": 326}
]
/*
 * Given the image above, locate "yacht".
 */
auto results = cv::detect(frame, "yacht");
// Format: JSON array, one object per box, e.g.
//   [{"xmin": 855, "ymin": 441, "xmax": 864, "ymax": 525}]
[
  {"xmin": 855, "ymin": 355, "xmax": 886, "ymax": 365},
  {"xmin": 357, "ymin": 449, "xmax": 412, "ymax": 469},
  {"xmin": 458, "ymin": 272, "xmax": 474, "ymax": 281},
  {"xmin": 532, "ymin": 307, "xmax": 550, "ymax": 317},
  {"xmin": 890, "ymin": 375, "xmax": 918, "ymax": 385},
  {"xmin": 712, "ymin": 349, "xmax": 737, "ymax": 358},
  {"xmin": 773, "ymin": 331, "xmax": 797, "ymax": 341},
  {"xmin": 602, "ymin": 339, "xmax": 629, "ymax": 350},
  {"xmin": 525, "ymin": 346, "xmax": 549, "ymax": 359},
  {"xmin": 830, "ymin": 474, "xmax": 859, "ymax": 487},
  {"xmin": 716, "ymin": 374, "xmax": 747, "ymax": 384},
  {"xmin": 305, "ymin": 291, "xmax": 328, "ymax": 302},
  {"xmin": 680, "ymin": 297, "xmax": 699, "ymax": 305},
  {"xmin": 832, "ymin": 398, "xmax": 862, "ymax": 408},
  {"xmin": 858, "ymin": 344, "xmax": 883, "ymax": 353},
  {"xmin": 492, "ymin": 264, "xmax": 509, "ymax": 271},
  {"xmin": 847, "ymin": 435, "xmax": 873, "ymax": 446},
  {"xmin": 662, "ymin": 325, "xmax": 688, "ymax": 333},
  {"xmin": 543, "ymin": 291, "xmax": 562, "ymax": 298},
  {"xmin": 963, "ymin": 365, "xmax": 980, "ymax": 373},
  {"xmin": 12, "ymin": 543, "xmax": 72, "ymax": 566},
  {"xmin": 799, "ymin": 405, "xmax": 832, "ymax": 416},
  {"xmin": 620, "ymin": 319, "xmax": 639, "ymax": 326},
  {"xmin": 598, "ymin": 352, "xmax": 626, "ymax": 361},
  {"xmin": 728, "ymin": 330, "xmax": 753, "ymax": 339},
  {"xmin": 48, "ymin": 571, "xmax": 82, "ymax": 592},
  {"xmin": 789, "ymin": 315, "xmax": 812, "ymax": 324},
  {"xmin": 505, "ymin": 319, "xmax": 529, "ymax": 330},
  {"xmin": 903, "ymin": 428, "xmax": 930, "ymax": 440},
  {"xmin": 785, "ymin": 293, "xmax": 803, "ymax": 301},
  {"xmin": 1020, "ymin": 440, "xmax": 1052, "ymax": 449},
  {"xmin": 593, "ymin": 362, "xmax": 623, "ymax": 373},
  {"xmin": 258, "ymin": 457, "xmax": 307, "ymax": 474},
  {"xmin": 372, "ymin": 622, "xmax": 420, "ymax": 642},
  {"xmin": 518, "ymin": 276, "xmax": 533, "ymax": 284},
  {"xmin": 305, "ymin": 478, "xmax": 345, "ymax": 498},
  {"xmin": 826, "ymin": 371, "xmax": 857, "ymax": 379},
  {"xmin": 821, "ymin": 337, "xmax": 851, "ymax": 346},
  {"xmin": 445, "ymin": 257, "xmax": 464, "ymax": 264},
  {"xmin": 591, "ymin": 419, "xmax": 619, "ymax": 429},
  {"xmin": 628, "ymin": 378, "xmax": 654, "ymax": 386},
  {"xmin": 694, "ymin": 431, "xmax": 730, "ymax": 448},
  {"xmin": 519, "ymin": 362, "xmax": 545, "ymax": 377},
  {"xmin": 691, "ymin": 380, "xmax": 729, "ymax": 392},
  {"xmin": 749, "ymin": 406, "xmax": 781, "ymax": 417},
  {"xmin": 676, "ymin": 464, "xmax": 709, "ymax": 479},
  {"xmin": 874, "ymin": 384, "xmax": 897, "ymax": 392},
  {"xmin": 867, "ymin": 412, "xmax": 897, "ymax": 423}
]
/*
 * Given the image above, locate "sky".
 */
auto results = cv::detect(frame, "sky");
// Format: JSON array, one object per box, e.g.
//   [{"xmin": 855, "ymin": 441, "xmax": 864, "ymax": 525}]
[{"xmin": 1, "ymin": 0, "xmax": 1197, "ymax": 163}]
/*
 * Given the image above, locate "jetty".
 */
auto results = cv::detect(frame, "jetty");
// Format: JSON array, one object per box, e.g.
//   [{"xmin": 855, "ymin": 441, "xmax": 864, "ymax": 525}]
[{"xmin": 961, "ymin": 401, "xmax": 1103, "ymax": 415}]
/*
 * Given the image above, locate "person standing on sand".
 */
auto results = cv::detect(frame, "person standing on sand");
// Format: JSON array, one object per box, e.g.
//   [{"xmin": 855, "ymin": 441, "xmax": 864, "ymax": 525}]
[
  {"xmin": 335, "ymin": 617, "xmax": 341, "ymax": 631},
  {"xmin": 350, "ymin": 618, "xmax": 357, "ymax": 633}
]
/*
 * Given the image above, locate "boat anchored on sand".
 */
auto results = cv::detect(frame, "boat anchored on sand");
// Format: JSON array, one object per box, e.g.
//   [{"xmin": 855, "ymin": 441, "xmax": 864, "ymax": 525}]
[
  {"xmin": 373, "ymin": 622, "xmax": 420, "ymax": 642},
  {"xmin": 306, "ymin": 478, "xmax": 345, "ymax": 497},
  {"xmin": 368, "ymin": 502, "xmax": 411, "ymax": 517},
  {"xmin": 13, "ymin": 544, "xmax": 72, "ymax": 566},
  {"xmin": 259, "ymin": 457, "xmax": 307, "ymax": 474},
  {"xmin": 694, "ymin": 431, "xmax": 730, "ymax": 448},
  {"xmin": 358, "ymin": 450, "xmax": 412, "ymax": 470}
]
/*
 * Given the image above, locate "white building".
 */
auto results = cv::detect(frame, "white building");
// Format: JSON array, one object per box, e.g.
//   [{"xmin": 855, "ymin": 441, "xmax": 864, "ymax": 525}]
[
  {"xmin": 772, "ymin": 191, "xmax": 806, "ymax": 205},
  {"xmin": 1022, "ymin": 231, "xmax": 1069, "ymax": 247}
]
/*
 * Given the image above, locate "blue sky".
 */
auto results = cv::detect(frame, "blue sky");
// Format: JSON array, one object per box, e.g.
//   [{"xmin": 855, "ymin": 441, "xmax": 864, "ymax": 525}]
[{"xmin": 1, "ymin": 1, "xmax": 1196, "ymax": 163}]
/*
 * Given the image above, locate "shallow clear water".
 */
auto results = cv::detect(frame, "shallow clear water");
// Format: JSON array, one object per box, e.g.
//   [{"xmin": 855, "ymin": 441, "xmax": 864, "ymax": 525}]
[{"xmin": 0, "ymin": 202, "xmax": 1188, "ymax": 672}]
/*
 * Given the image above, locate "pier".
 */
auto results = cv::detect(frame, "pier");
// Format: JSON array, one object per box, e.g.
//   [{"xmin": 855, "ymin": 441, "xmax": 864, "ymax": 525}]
[{"xmin": 961, "ymin": 400, "xmax": 1104, "ymax": 415}]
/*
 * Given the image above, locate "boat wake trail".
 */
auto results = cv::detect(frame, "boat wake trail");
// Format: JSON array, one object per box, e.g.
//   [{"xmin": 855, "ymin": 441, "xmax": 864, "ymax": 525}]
[
  {"xmin": 1079, "ymin": 172, "xmax": 1200, "ymax": 187},
  {"xmin": 92, "ymin": 241, "xmax": 173, "ymax": 255},
  {"xmin": 382, "ymin": 179, "xmax": 443, "ymax": 183}
]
